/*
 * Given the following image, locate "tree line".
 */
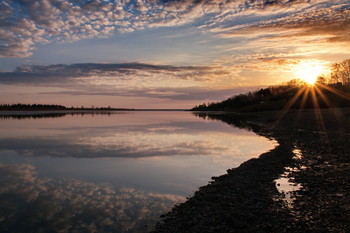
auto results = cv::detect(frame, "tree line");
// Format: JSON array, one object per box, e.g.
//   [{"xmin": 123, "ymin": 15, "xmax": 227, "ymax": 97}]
[
  {"xmin": 192, "ymin": 59, "xmax": 350, "ymax": 112},
  {"xmin": 0, "ymin": 104, "xmax": 67, "ymax": 111},
  {"xmin": 0, "ymin": 104, "xmax": 130, "ymax": 111},
  {"xmin": 327, "ymin": 59, "xmax": 350, "ymax": 85},
  {"xmin": 192, "ymin": 82, "xmax": 350, "ymax": 112}
]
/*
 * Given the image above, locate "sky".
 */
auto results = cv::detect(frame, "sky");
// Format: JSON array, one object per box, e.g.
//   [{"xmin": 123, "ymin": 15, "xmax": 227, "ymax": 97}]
[{"xmin": 0, "ymin": 0, "xmax": 349, "ymax": 109}]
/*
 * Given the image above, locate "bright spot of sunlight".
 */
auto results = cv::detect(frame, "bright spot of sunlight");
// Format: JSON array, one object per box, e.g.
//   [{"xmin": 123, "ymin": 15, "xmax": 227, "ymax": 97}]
[{"xmin": 294, "ymin": 61, "xmax": 328, "ymax": 85}]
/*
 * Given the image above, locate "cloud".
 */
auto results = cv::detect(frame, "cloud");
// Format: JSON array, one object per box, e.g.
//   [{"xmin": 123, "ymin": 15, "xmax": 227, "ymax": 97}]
[
  {"xmin": 0, "ymin": 60, "xmax": 268, "ymax": 103},
  {"xmin": 43, "ymin": 86, "xmax": 258, "ymax": 101},
  {"xmin": 0, "ymin": 62, "xmax": 217, "ymax": 82},
  {"xmin": 0, "ymin": 60, "xmax": 262, "ymax": 104},
  {"xmin": 1, "ymin": 0, "xmax": 340, "ymax": 58},
  {"xmin": 222, "ymin": 4, "xmax": 350, "ymax": 37},
  {"xmin": 212, "ymin": 1, "xmax": 350, "ymax": 52},
  {"xmin": 1, "ymin": 0, "xmax": 348, "ymax": 102}
]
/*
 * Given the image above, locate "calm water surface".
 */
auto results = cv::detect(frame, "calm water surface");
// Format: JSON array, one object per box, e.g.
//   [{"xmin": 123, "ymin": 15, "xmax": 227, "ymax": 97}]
[{"xmin": 0, "ymin": 111, "xmax": 276, "ymax": 232}]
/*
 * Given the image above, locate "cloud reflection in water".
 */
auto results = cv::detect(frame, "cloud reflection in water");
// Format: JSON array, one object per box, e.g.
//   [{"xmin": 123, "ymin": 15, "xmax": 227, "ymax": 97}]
[
  {"xmin": 0, "ymin": 119, "xmax": 273, "ymax": 163},
  {"xmin": 0, "ymin": 162, "xmax": 184, "ymax": 233},
  {"xmin": 0, "ymin": 112, "xmax": 276, "ymax": 232}
]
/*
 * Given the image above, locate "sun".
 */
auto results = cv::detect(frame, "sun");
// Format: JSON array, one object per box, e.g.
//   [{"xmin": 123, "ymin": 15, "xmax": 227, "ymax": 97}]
[{"xmin": 294, "ymin": 62, "xmax": 326, "ymax": 85}]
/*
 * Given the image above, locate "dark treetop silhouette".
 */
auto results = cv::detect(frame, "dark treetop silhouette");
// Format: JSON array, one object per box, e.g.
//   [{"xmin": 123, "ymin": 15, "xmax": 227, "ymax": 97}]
[{"xmin": 192, "ymin": 59, "xmax": 350, "ymax": 113}]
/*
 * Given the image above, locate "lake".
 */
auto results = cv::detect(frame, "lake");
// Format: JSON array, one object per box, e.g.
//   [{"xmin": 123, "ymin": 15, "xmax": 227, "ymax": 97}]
[{"xmin": 0, "ymin": 111, "xmax": 276, "ymax": 232}]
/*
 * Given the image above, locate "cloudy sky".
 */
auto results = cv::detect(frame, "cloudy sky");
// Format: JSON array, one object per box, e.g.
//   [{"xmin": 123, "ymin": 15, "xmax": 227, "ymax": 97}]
[{"xmin": 0, "ymin": 0, "xmax": 349, "ymax": 108}]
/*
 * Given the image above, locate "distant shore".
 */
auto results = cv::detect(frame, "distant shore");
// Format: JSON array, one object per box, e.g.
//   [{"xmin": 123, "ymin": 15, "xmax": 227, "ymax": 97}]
[
  {"xmin": 0, "ymin": 109, "xmax": 187, "ymax": 115},
  {"xmin": 152, "ymin": 108, "xmax": 350, "ymax": 232}
]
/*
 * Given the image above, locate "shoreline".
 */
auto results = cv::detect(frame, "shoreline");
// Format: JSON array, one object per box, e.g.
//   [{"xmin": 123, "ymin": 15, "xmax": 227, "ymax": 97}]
[
  {"xmin": 0, "ymin": 110, "xmax": 128, "ymax": 115},
  {"xmin": 151, "ymin": 108, "xmax": 350, "ymax": 232},
  {"xmin": 0, "ymin": 109, "xmax": 187, "ymax": 115},
  {"xmin": 0, "ymin": 109, "xmax": 188, "ymax": 119}
]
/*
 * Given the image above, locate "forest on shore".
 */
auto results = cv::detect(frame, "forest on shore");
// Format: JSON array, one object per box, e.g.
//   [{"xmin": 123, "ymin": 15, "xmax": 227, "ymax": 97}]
[
  {"xmin": 192, "ymin": 59, "xmax": 350, "ymax": 112},
  {"xmin": 0, "ymin": 104, "xmax": 131, "ymax": 111}
]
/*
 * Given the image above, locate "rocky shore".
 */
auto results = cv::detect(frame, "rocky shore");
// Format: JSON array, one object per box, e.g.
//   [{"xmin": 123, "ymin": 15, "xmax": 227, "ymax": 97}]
[{"xmin": 151, "ymin": 108, "xmax": 350, "ymax": 232}]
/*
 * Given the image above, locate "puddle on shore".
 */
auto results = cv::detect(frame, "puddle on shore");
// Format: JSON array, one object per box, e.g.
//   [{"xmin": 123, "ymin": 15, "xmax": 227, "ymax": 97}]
[
  {"xmin": 292, "ymin": 148, "xmax": 303, "ymax": 160},
  {"xmin": 275, "ymin": 173, "xmax": 302, "ymax": 207},
  {"xmin": 275, "ymin": 148, "xmax": 303, "ymax": 207}
]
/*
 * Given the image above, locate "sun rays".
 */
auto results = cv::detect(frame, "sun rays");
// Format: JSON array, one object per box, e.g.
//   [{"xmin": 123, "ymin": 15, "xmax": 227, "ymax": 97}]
[{"xmin": 276, "ymin": 82, "xmax": 350, "ymax": 132}]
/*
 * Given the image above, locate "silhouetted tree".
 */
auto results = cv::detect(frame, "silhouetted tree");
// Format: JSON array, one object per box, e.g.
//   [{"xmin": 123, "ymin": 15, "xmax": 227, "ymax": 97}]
[
  {"xmin": 285, "ymin": 79, "xmax": 306, "ymax": 87},
  {"xmin": 191, "ymin": 77, "xmax": 350, "ymax": 112},
  {"xmin": 316, "ymin": 75, "xmax": 327, "ymax": 85},
  {"xmin": 330, "ymin": 59, "xmax": 350, "ymax": 85}
]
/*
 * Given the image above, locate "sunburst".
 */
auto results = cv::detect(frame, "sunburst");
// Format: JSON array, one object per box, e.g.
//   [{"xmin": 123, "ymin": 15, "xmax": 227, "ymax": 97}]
[
  {"xmin": 294, "ymin": 61, "xmax": 328, "ymax": 85},
  {"xmin": 277, "ymin": 82, "xmax": 350, "ymax": 130}
]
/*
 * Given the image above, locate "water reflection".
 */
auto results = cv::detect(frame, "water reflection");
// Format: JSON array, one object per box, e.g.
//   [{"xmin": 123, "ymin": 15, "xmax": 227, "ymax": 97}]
[
  {"xmin": 0, "ymin": 162, "xmax": 184, "ymax": 233},
  {"xmin": 0, "ymin": 112, "xmax": 273, "ymax": 162},
  {"xmin": 274, "ymin": 148, "xmax": 303, "ymax": 207},
  {"xmin": 192, "ymin": 111, "xmax": 258, "ymax": 132},
  {"xmin": 0, "ymin": 113, "xmax": 67, "ymax": 119},
  {"xmin": 0, "ymin": 111, "xmax": 117, "ymax": 119},
  {"xmin": 0, "ymin": 111, "xmax": 275, "ymax": 232}
]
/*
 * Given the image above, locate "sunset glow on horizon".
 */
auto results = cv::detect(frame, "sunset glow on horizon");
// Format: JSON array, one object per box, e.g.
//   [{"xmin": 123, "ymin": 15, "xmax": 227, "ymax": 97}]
[
  {"xmin": 294, "ymin": 61, "xmax": 330, "ymax": 85},
  {"xmin": 1, "ymin": 0, "xmax": 350, "ymax": 108}
]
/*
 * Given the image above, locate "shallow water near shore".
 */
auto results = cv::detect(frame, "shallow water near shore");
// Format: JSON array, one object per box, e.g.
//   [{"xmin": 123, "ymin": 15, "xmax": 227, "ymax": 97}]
[{"xmin": 0, "ymin": 111, "xmax": 276, "ymax": 232}]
